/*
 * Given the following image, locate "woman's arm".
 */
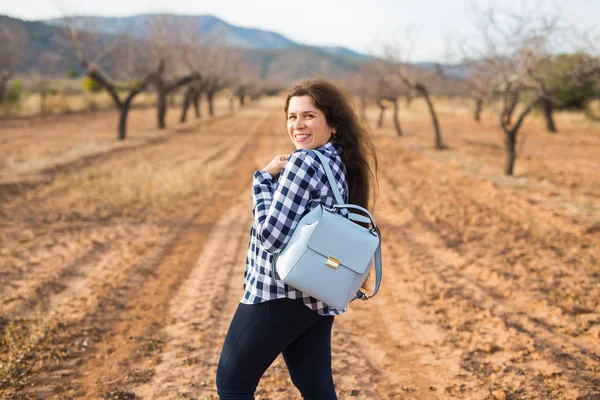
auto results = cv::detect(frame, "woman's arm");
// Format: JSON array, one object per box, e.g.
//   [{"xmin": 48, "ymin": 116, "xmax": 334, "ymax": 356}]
[{"xmin": 252, "ymin": 150, "xmax": 319, "ymax": 254}]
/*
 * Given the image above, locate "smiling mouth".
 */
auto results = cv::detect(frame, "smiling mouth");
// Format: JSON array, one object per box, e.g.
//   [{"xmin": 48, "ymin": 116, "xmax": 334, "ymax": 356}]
[{"xmin": 295, "ymin": 134, "xmax": 311, "ymax": 142}]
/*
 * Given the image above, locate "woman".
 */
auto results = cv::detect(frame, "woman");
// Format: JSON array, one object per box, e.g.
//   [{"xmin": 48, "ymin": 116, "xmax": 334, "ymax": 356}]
[{"xmin": 216, "ymin": 79, "xmax": 378, "ymax": 399}]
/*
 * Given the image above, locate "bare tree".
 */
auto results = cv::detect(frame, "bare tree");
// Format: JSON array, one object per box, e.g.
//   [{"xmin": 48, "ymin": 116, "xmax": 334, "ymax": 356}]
[
  {"xmin": 180, "ymin": 79, "xmax": 210, "ymax": 123},
  {"xmin": 433, "ymin": 65, "xmax": 470, "ymax": 101},
  {"xmin": 375, "ymin": 98, "xmax": 386, "ymax": 128},
  {"xmin": 467, "ymin": 5, "xmax": 600, "ymax": 174},
  {"xmin": 246, "ymin": 79, "xmax": 283, "ymax": 102},
  {"xmin": 178, "ymin": 37, "xmax": 236, "ymax": 121},
  {"xmin": 0, "ymin": 21, "xmax": 26, "ymax": 106},
  {"xmin": 65, "ymin": 18, "xmax": 162, "ymax": 140},
  {"xmin": 383, "ymin": 39, "xmax": 446, "ymax": 149},
  {"xmin": 228, "ymin": 56, "xmax": 260, "ymax": 110},
  {"xmin": 146, "ymin": 15, "xmax": 201, "ymax": 129},
  {"xmin": 370, "ymin": 61, "xmax": 406, "ymax": 136},
  {"xmin": 234, "ymin": 81, "xmax": 255, "ymax": 108},
  {"xmin": 180, "ymin": 79, "xmax": 206, "ymax": 123},
  {"xmin": 204, "ymin": 48, "xmax": 240, "ymax": 117},
  {"xmin": 459, "ymin": 59, "xmax": 496, "ymax": 121}
]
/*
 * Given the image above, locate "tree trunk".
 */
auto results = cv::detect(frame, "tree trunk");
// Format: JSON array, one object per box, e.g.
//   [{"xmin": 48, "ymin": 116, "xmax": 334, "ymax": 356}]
[
  {"xmin": 542, "ymin": 97, "xmax": 557, "ymax": 133},
  {"xmin": 391, "ymin": 98, "xmax": 402, "ymax": 136},
  {"xmin": 376, "ymin": 100, "xmax": 385, "ymax": 128},
  {"xmin": 157, "ymin": 89, "xmax": 167, "ymax": 129},
  {"xmin": 207, "ymin": 91, "xmax": 215, "ymax": 117},
  {"xmin": 239, "ymin": 94, "xmax": 245, "ymax": 107},
  {"xmin": 500, "ymin": 97, "xmax": 541, "ymax": 176},
  {"xmin": 194, "ymin": 92, "xmax": 201, "ymax": 118},
  {"xmin": 118, "ymin": 96, "xmax": 136, "ymax": 140},
  {"xmin": 474, "ymin": 98, "xmax": 483, "ymax": 122},
  {"xmin": 505, "ymin": 92, "xmax": 519, "ymax": 126},
  {"xmin": 229, "ymin": 96, "xmax": 234, "ymax": 113},
  {"xmin": 504, "ymin": 129, "xmax": 517, "ymax": 175},
  {"xmin": 118, "ymin": 104, "xmax": 129, "ymax": 140},
  {"xmin": 419, "ymin": 86, "xmax": 444, "ymax": 149},
  {"xmin": 157, "ymin": 74, "xmax": 196, "ymax": 128},
  {"xmin": 180, "ymin": 87, "xmax": 192, "ymax": 123},
  {"xmin": 0, "ymin": 76, "xmax": 9, "ymax": 106}
]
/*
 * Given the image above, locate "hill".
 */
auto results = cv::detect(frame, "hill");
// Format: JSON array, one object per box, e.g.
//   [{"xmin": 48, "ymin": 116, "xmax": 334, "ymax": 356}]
[
  {"xmin": 2, "ymin": 13, "xmax": 461, "ymax": 83},
  {"xmin": 2, "ymin": 14, "xmax": 364, "ymax": 83}
]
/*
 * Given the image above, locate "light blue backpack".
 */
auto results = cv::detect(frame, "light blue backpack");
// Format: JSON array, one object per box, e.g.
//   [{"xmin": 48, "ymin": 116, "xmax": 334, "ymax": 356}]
[{"xmin": 272, "ymin": 149, "xmax": 382, "ymax": 310}]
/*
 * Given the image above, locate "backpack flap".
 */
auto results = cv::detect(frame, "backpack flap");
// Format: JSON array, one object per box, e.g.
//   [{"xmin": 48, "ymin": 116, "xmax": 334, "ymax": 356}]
[{"xmin": 306, "ymin": 210, "xmax": 379, "ymax": 274}]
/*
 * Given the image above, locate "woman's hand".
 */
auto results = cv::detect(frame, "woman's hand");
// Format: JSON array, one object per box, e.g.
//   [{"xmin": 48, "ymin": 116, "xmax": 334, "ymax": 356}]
[{"xmin": 261, "ymin": 154, "xmax": 291, "ymax": 178}]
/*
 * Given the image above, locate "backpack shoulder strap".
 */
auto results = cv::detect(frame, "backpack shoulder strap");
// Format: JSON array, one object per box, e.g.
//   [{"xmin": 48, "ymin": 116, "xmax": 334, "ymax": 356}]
[{"xmin": 308, "ymin": 149, "xmax": 346, "ymax": 206}]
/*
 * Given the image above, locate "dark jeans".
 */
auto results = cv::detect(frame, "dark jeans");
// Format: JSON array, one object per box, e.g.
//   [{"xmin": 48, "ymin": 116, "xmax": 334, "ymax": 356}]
[{"xmin": 216, "ymin": 297, "xmax": 337, "ymax": 399}]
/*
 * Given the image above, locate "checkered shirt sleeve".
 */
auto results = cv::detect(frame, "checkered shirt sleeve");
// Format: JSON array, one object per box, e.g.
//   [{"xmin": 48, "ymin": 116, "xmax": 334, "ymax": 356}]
[{"xmin": 252, "ymin": 149, "xmax": 320, "ymax": 254}]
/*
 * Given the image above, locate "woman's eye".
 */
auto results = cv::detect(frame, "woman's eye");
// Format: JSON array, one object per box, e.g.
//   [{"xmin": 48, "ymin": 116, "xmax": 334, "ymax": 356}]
[{"xmin": 288, "ymin": 116, "xmax": 296, "ymax": 120}]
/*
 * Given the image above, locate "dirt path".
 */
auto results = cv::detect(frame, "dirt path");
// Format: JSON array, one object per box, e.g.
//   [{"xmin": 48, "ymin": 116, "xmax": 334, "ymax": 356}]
[{"xmin": 1, "ymin": 99, "xmax": 598, "ymax": 399}]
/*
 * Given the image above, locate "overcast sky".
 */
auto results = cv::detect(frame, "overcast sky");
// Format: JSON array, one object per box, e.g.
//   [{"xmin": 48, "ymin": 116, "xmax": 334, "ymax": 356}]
[{"xmin": 2, "ymin": 0, "xmax": 598, "ymax": 62}]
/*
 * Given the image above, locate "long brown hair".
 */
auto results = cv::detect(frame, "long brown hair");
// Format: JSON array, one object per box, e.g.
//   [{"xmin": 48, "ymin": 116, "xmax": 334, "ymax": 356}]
[{"xmin": 284, "ymin": 79, "xmax": 379, "ymax": 213}]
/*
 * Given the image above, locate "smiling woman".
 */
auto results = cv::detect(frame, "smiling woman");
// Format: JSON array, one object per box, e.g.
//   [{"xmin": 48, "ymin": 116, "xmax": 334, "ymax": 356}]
[
  {"xmin": 287, "ymin": 95, "xmax": 337, "ymax": 148},
  {"xmin": 215, "ymin": 79, "xmax": 379, "ymax": 399}
]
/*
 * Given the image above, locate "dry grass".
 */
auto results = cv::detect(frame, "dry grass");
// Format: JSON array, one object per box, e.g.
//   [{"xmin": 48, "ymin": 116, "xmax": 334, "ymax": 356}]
[
  {"xmin": 4, "ymin": 139, "xmax": 119, "ymax": 176},
  {"xmin": 66, "ymin": 150, "xmax": 214, "ymax": 218},
  {"xmin": 0, "ymin": 92, "xmax": 170, "ymax": 119},
  {"xmin": 0, "ymin": 307, "xmax": 51, "ymax": 392}
]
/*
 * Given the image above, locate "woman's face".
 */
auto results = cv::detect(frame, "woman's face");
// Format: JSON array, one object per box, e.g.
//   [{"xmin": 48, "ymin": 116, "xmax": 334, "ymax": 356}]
[{"xmin": 287, "ymin": 95, "xmax": 334, "ymax": 150}]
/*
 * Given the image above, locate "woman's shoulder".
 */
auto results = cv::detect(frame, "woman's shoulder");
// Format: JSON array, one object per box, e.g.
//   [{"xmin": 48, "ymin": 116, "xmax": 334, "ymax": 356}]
[
  {"xmin": 285, "ymin": 142, "xmax": 343, "ymax": 180},
  {"xmin": 291, "ymin": 142, "xmax": 340, "ymax": 162},
  {"xmin": 287, "ymin": 148, "xmax": 320, "ymax": 171}
]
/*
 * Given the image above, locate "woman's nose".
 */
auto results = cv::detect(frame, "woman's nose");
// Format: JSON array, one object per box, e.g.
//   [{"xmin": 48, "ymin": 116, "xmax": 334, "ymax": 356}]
[{"xmin": 293, "ymin": 118, "xmax": 305, "ymax": 130}]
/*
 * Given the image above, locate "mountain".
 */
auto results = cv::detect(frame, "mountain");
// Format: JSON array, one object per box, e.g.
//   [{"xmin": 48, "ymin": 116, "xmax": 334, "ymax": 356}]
[
  {"xmin": 0, "ymin": 14, "xmax": 366, "ymax": 82},
  {"xmin": 2, "ymin": 13, "xmax": 461, "ymax": 84},
  {"xmin": 0, "ymin": 15, "xmax": 78, "ymax": 74},
  {"xmin": 317, "ymin": 46, "xmax": 372, "ymax": 60},
  {"xmin": 240, "ymin": 45, "xmax": 362, "ymax": 81},
  {"xmin": 43, "ymin": 14, "xmax": 356, "ymax": 54}
]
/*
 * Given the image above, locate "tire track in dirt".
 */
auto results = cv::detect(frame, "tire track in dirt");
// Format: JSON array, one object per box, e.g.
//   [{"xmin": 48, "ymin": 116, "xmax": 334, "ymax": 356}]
[
  {"xmin": 0, "ymin": 110, "xmax": 261, "ymax": 299},
  {"xmin": 378, "ymin": 163, "xmax": 600, "ymax": 398},
  {"xmin": 339, "ymin": 245, "xmax": 487, "ymax": 398},
  {"xmin": 378, "ymin": 137, "xmax": 598, "ymax": 324},
  {"xmin": 390, "ymin": 216, "xmax": 600, "ymax": 398},
  {"xmin": 19, "ymin": 110, "xmax": 275, "ymax": 399},
  {"xmin": 0, "ymin": 139, "xmax": 233, "ymax": 318},
  {"xmin": 131, "ymin": 196, "xmax": 250, "ymax": 399}
]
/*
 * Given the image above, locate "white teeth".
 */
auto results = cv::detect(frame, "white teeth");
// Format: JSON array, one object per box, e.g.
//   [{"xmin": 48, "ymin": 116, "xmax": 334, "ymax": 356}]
[{"xmin": 296, "ymin": 134, "xmax": 310, "ymax": 139}]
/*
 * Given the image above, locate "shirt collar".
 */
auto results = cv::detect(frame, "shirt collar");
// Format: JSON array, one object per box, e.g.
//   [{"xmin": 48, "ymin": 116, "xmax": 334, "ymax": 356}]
[{"xmin": 317, "ymin": 141, "xmax": 342, "ymax": 156}]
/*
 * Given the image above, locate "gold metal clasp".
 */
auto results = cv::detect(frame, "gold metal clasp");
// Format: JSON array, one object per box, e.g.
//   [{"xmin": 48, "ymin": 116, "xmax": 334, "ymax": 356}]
[{"xmin": 325, "ymin": 256, "xmax": 340, "ymax": 269}]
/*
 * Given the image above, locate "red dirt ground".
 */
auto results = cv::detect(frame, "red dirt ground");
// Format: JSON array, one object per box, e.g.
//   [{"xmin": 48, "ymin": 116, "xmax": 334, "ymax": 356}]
[{"xmin": 1, "ymin": 98, "xmax": 598, "ymax": 399}]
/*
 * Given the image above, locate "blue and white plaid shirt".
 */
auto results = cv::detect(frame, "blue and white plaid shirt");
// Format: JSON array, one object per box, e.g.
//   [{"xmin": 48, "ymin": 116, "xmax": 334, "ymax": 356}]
[{"xmin": 241, "ymin": 141, "xmax": 349, "ymax": 316}]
